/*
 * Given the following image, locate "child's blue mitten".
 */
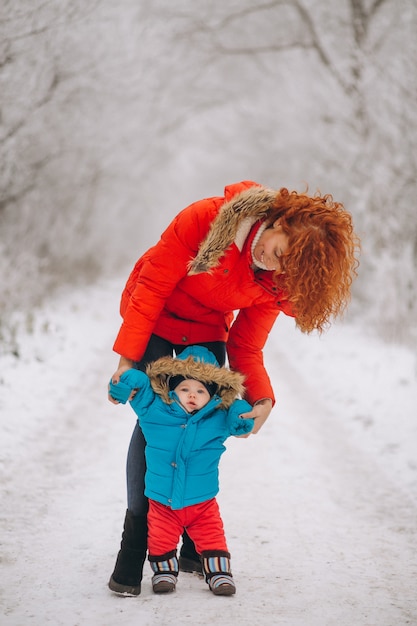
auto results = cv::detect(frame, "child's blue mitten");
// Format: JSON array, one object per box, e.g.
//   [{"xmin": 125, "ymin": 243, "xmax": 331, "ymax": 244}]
[
  {"xmin": 108, "ymin": 379, "xmax": 133, "ymax": 404},
  {"xmin": 109, "ymin": 369, "xmax": 144, "ymax": 404}
]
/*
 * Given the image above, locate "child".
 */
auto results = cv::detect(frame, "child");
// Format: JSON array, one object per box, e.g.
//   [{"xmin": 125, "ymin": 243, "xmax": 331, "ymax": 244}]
[{"xmin": 109, "ymin": 345, "xmax": 254, "ymax": 596}]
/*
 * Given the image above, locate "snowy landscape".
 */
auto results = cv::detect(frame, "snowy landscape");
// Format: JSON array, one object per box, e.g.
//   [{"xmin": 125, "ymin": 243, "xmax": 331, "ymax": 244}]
[
  {"xmin": 1, "ymin": 278, "xmax": 416, "ymax": 625},
  {"xmin": 1, "ymin": 1, "xmax": 417, "ymax": 624}
]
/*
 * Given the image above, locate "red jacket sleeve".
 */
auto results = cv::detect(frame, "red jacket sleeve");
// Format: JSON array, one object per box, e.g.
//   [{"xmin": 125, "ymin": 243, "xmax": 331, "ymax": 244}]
[
  {"xmin": 227, "ymin": 301, "xmax": 281, "ymax": 405},
  {"xmin": 113, "ymin": 198, "xmax": 220, "ymax": 361}
]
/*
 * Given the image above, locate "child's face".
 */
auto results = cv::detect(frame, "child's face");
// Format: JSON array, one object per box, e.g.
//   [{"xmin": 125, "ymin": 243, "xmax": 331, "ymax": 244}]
[{"xmin": 174, "ymin": 379, "xmax": 210, "ymax": 412}]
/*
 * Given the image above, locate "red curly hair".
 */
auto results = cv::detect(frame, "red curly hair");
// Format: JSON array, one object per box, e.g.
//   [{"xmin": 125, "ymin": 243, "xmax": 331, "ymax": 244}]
[{"xmin": 269, "ymin": 188, "xmax": 360, "ymax": 333}]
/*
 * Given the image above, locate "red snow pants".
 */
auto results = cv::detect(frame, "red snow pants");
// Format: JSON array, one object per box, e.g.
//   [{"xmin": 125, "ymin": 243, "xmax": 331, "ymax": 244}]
[{"xmin": 147, "ymin": 498, "xmax": 228, "ymax": 556}]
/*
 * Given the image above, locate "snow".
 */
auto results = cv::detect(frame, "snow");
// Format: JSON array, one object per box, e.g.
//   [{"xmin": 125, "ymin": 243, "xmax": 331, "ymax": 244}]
[{"xmin": 1, "ymin": 278, "xmax": 416, "ymax": 626}]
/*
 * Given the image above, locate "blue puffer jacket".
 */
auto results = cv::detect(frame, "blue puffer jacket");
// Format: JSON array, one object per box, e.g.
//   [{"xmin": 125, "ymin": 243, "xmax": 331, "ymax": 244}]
[{"xmin": 110, "ymin": 346, "xmax": 254, "ymax": 510}]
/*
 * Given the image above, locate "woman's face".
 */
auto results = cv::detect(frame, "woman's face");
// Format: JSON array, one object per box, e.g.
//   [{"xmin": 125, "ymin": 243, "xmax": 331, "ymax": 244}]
[{"xmin": 253, "ymin": 221, "xmax": 289, "ymax": 272}]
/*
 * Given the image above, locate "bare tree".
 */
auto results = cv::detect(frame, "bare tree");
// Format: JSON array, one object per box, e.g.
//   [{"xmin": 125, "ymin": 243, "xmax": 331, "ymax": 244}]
[{"xmin": 1, "ymin": 0, "xmax": 416, "ymax": 354}]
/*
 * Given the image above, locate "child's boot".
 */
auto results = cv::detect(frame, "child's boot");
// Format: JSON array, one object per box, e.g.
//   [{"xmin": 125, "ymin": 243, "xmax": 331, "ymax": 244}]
[
  {"xmin": 149, "ymin": 550, "xmax": 179, "ymax": 593},
  {"xmin": 201, "ymin": 550, "xmax": 236, "ymax": 596}
]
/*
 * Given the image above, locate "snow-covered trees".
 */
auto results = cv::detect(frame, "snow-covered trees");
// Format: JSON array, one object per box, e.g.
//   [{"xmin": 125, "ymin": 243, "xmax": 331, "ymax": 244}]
[{"xmin": 1, "ymin": 0, "xmax": 416, "ymax": 352}]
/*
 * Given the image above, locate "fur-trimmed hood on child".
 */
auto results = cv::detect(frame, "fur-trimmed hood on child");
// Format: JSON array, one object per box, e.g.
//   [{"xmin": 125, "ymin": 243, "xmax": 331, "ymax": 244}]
[{"xmin": 146, "ymin": 347, "xmax": 245, "ymax": 410}]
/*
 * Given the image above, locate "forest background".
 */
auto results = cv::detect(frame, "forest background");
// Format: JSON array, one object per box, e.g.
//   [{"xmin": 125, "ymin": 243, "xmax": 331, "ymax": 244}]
[{"xmin": 1, "ymin": 0, "xmax": 416, "ymax": 354}]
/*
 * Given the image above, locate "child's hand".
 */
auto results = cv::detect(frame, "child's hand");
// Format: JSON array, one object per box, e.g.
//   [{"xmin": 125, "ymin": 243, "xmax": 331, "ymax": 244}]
[
  {"xmin": 108, "ymin": 357, "xmax": 135, "ymax": 404},
  {"xmin": 108, "ymin": 379, "xmax": 134, "ymax": 404},
  {"xmin": 109, "ymin": 369, "xmax": 143, "ymax": 404}
]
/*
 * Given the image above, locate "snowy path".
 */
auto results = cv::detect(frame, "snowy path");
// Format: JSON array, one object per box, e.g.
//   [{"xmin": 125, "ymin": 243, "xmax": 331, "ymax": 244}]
[{"xmin": 1, "ymin": 279, "xmax": 416, "ymax": 625}]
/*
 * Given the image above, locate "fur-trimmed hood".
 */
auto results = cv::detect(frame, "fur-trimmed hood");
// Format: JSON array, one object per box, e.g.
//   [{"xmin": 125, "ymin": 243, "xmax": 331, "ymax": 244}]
[
  {"xmin": 146, "ymin": 347, "xmax": 245, "ymax": 409},
  {"xmin": 188, "ymin": 184, "xmax": 277, "ymax": 275}
]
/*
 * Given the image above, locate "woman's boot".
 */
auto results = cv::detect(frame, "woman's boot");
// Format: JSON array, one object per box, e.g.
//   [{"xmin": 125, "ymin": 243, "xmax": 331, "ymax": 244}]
[
  {"xmin": 179, "ymin": 530, "xmax": 203, "ymax": 574},
  {"xmin": 201, "ymin": 550, "xmax": 236, "ymax": 596},
  {"xmin": 108, "ymin": 509, "xmax": 147, "ymax": 596}
]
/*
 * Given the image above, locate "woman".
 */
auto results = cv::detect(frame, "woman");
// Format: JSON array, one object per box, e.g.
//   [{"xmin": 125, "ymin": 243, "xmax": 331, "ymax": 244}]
[{"xmin": 107, "ymin": 180, "xmax": 360, "ymax": 596}]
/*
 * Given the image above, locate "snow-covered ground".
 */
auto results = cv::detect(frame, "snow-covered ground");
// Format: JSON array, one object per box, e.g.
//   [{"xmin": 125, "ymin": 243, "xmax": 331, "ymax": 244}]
[{"xmin": 1, "ymin": 278, "xmax": 416, "ymax": 626}]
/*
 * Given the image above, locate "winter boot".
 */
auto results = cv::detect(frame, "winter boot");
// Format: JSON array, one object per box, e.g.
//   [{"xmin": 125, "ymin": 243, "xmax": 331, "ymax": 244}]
[
  {"xmin": 108, "ymin": 510, "xmax": 147, "ymax": 596},
  {"xmin": 201, "ymin": 550, "xmax": 236, "ymax": 596},
  {"xmin": 149, "ymin": 550, "xmax": 179, "ymax": 593},
  {"xmin": 179, "ymin": 530, "xmax": 203, "ymax": 575}
]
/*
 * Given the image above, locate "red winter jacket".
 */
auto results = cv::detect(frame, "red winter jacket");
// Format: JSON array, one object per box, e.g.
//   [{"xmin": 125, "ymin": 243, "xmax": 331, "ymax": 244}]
[{"xmin": 113, "ymin": 181, "xmax": 294, "ymax": 405}]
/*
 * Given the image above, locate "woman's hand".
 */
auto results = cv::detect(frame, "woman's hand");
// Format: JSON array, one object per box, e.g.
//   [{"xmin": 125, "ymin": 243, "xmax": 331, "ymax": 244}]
[
  {"xmin": 108, "ymin": 356, "xmax": 135, "ymax": 404},
  {"xmin": 239, "ymin": 398, "xmax": 273, "ymax": 435}
]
